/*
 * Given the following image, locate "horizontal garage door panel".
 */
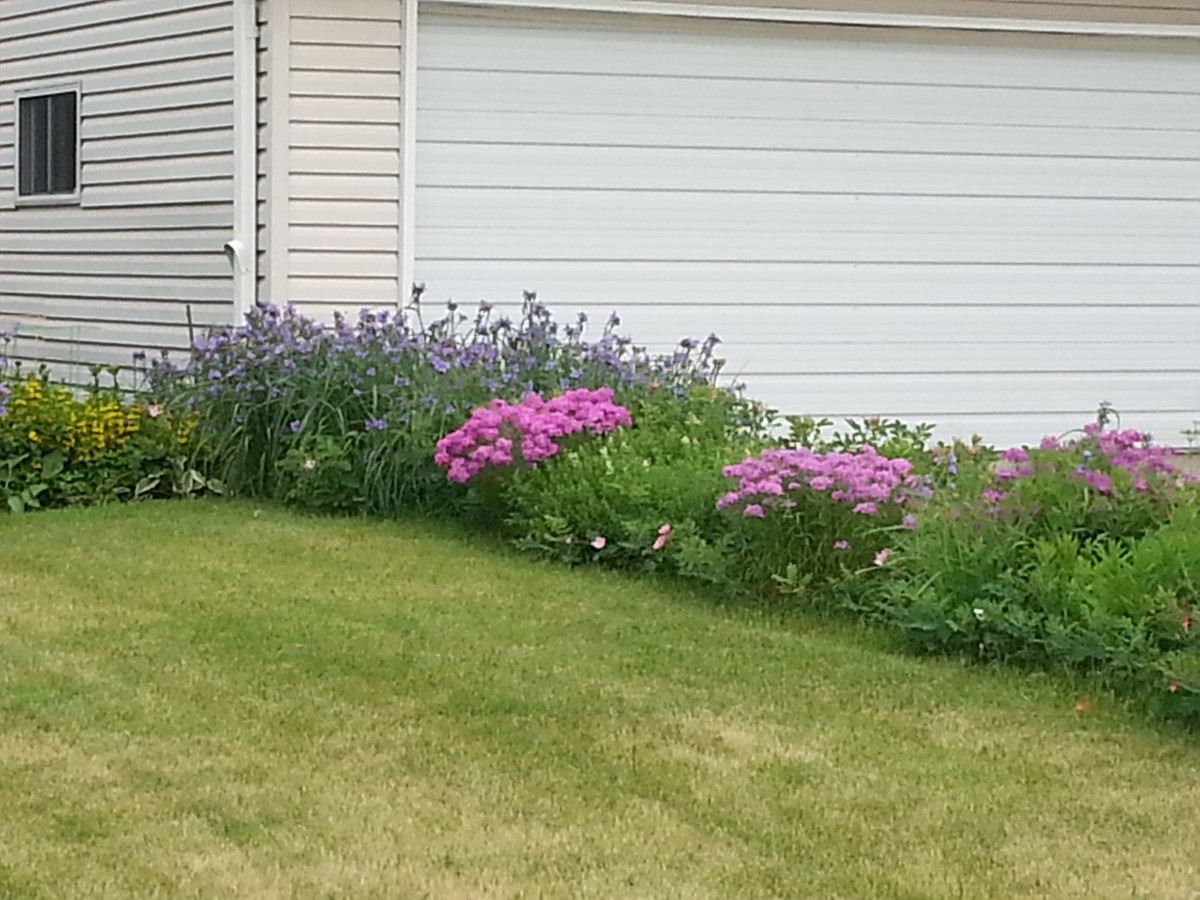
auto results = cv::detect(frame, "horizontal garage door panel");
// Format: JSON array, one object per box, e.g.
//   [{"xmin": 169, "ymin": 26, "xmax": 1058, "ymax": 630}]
[
  {"xmin": 420, "ymin": 70, "xmax": 1200, "ymax": 132},
  {"xmin": 417, "ymin": 262, "xmax": 1199, "ymax": 307},
  {"xmin": 415, "ymin": 13, "xmax": 1200, "ymax": 444},
  {"xmin": 423, "ymin": 112, "xmax": 1200, "ymax": 160},
  {"xmin": 421, "ymin": 15, "xmax": 1197, "ymax": 93}
]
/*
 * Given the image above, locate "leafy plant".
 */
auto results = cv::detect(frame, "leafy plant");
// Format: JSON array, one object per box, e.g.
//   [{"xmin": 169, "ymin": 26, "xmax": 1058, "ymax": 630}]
[
  {"xmin": 0, "ymin": 357, "xmax": 189, "ymax": 511},
  {"xmin": 149, "ymin": 294, "xmax": 740, "ymax": 516}
]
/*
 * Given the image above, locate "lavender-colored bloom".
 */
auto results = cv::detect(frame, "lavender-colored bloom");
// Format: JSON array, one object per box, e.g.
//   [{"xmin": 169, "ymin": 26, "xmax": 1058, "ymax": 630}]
[
  {"xmin": 365, "ymin": 417, "xmax": 388, "ymax": 432},
  {"xmin": 288, "ymin": 420, "xmax": 301, "ymax": 433}
]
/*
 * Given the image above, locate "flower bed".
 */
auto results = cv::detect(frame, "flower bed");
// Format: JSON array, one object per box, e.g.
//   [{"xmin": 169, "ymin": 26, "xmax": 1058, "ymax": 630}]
[
  {"xmin": 4, "ymin": 302, "xmax": 1198, "ymax": 729},
  {"xmin": 0, "ymin": 342, "xmax": 202, "ymax": 510}
]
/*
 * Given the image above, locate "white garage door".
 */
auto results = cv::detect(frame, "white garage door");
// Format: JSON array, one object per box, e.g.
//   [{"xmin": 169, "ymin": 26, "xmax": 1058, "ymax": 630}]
[{"xmin": 415, "ymin": 10, "xmax": 1200, "ymax": 444}]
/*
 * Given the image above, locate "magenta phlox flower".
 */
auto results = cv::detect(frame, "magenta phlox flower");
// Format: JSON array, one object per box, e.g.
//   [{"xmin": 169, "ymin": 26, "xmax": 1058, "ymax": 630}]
[
  {"xmin": 993, "ymin": 426, "xmax": 1181, "ymax": 498},
  {"xmin": 833, "ymin": 540, "xmax": 850, "ymax": 551},
  {"xmin": 717, "ymin": 445, "xmax": 919, "ymax": 517},
  {"xmin": 1081, "ymin": 470, "xmax": 1113, "ymax": 494},
  {"xmin": 435, "ymin": 387, "xmax": 631, "ymax": 483},
  {"xmin": 743, "ymin": 504, "xmax": 766, "ymax": 519}
]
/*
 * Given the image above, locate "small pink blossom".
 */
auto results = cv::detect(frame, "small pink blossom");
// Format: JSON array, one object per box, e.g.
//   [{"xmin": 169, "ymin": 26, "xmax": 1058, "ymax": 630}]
[
  {"xmin": 658, "ymin": 523, "xmax": 672, "ymax": 536},
  {"xmin": 874, "ymin": 548, "xmax": 892, "ymax": 567},
  {"xmin": 743, "ymin": 504, "xmax": 765, "ymax": 519},
  {"xmin": 833, "ymin": 540, "xmax": 850, "ymax": 551},
  {"xmin": 591, "ymin": 536, "xmax": 607, "ymax": 550},
  {"xmin": 902, "ymin": 513, "xmax": 918, "ymax": 530},
  {"xmin": 145, "ymin": 404, "xmax": 163, "ymax": 418},
  {"xmin": 852, "ymin": 502, "xmax": 878, "ymax": 516},
  {"xmin": 652, "ymin": 534, "xmax": 668, "ymax": 551}
]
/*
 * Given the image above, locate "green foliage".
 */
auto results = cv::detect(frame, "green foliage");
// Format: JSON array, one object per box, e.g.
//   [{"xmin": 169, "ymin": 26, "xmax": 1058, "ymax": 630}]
[
  {"xmin": 786, "ymin": 415, "xmax": 936, "ymax": 460},
  {"xmin": 276, "ymin": 434, "xmax": 364, "ymax": 515},
  {"xmin": 0, "ymin": 362, "xmax": 201, "ymax": 512},
  {"xmin": 498, "ymin": 387, "xmax": 767, "ymax": 575},
  {"xmin": 150, "ymin": 298, "xmax": 737, "ymax": 517},
  {"xmin": 867, "ymin": 448, "xmax": 1200, "ymax": 726}
]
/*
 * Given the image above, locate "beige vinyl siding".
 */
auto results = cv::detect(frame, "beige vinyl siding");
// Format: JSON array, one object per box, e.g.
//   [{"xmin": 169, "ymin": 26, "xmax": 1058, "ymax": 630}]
[
  {"xmin": 280, "ymin": 0, "xmax": 404, "ymax": 318},
  {"xmin": 0, "ymin": 0, "xmax": 236, "ymax": 379},
  {"xmin": 256, "ymin": 0, "xmax": 273, "ymax": 304}
]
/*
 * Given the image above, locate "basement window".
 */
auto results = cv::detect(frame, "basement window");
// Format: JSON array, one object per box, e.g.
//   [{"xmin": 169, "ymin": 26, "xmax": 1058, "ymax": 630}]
[{"xmin": 16, "ymin": 86, "xmax": 81, "ymax": 204}]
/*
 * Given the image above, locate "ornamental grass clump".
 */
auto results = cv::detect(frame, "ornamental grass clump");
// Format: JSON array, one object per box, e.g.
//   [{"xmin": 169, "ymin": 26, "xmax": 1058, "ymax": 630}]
[
  {"xmin": 434, "ymin": 388, "xmax": 631, "ymax": 484},
  {"xmin": 150, "ymin": 293, "xmax": 731, "ymax": 515},
  {"xmin": 714, "ymin": 445, "xmax": 926, "ymax": 600}
]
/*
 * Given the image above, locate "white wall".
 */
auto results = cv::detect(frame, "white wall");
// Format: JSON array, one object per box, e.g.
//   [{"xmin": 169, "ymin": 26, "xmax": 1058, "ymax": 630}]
[
  {"xmin": 414, "ymin": 10, "xmax": 1200, "ymax": 444},
  {"xmin": 0, "ymin": 0, "xmax": 238, "ymax": 376}
]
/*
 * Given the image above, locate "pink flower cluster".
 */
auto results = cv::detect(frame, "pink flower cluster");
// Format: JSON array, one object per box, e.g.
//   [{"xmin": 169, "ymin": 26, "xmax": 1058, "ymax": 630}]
[
  {"xmin": 993, "ymin": 426, "xmax": 1184, "ymax": 495},
  {"xmin": 434, "ymin": 387, "xmax": 631, "ymax": 483},
  {"xmin": 1079, "ymin": 425, "xmax": 1181, "ymax": 481},
  {"xmin": 717, "ymin": 446, "xmax": 920, "ymax": 517}
]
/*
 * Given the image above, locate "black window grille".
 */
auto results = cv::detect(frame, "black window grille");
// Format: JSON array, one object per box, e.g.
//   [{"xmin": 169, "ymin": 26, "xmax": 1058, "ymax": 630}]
[{"xmin": 18, "ymin": 90, "xmax": 79, "ymax": 199}]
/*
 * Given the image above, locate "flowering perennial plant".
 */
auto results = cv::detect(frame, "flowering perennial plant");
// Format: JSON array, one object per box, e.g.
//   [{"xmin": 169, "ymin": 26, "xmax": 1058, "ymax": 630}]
[
  {"xmin": 717, "ymin": 446, "xmax": 921, "ymax": 517},
  {"xmin": 707, "ymin": 445, "xmax": 925, "ymax": 602},
  {"xmin": 0, "ymin": 360, "xmax": 193, "ymax": 510},
  {"xmin": 149, "ymin": 294, "xmax": 733, "ymax": 508},
  {"xmin": 434, "ymin": 387, "xmax": 631, "ymax": 483}
]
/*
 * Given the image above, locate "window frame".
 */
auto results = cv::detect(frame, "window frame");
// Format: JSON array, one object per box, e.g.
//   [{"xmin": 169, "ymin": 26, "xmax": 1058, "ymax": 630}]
[{"xmin": 13, "ymin": 83, "xmax": 82, "ymax": 207}]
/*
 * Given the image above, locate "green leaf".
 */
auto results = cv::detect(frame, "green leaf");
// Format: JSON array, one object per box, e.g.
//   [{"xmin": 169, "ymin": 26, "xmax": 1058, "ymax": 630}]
[
  {"xmin": 6, "ymin": 495, "xmax": 24, "ymax": 514},
  {"xmin": 40, "ymin": 450, "xmax": 65, "ymax": 481},
  {"xmin": 135, "ymin": 474, "xmax": 162, "ymax": 497}
]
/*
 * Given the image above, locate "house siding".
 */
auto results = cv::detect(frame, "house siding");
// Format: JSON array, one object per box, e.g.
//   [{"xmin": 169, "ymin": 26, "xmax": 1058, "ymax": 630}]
[
  {"xmin": 616, "ymin": 0, "xmax": 1200, "ymax": 26},
  {"xmin": 259, "ymin": 0, "xmax": 404, "ymax": 320},
  {"xmin": 0, "ymin": 0, "xmax": 238, "ymax": 377},
  {"xmin": 415, "ymin": 10, "xmax": 1200, "ymax": 445}
]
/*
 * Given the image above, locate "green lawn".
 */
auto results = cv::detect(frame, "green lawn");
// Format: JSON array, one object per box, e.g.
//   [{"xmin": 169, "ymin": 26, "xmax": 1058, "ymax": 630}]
[{"xmin": 1, "ymin": 502, "xmax": 1197, "ymax": 899}]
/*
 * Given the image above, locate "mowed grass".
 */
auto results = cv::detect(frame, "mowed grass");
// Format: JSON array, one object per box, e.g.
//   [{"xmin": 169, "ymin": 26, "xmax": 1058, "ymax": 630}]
[{"xmin": 1, "ymin": 503, "xmax": 1198, "ymax": 899}]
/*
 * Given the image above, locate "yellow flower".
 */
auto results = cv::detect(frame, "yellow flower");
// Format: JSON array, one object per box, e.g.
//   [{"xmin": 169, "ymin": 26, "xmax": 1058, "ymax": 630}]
[{"xmin": 28, "ymin": 430, "xmax": 39, "ymax": 443}]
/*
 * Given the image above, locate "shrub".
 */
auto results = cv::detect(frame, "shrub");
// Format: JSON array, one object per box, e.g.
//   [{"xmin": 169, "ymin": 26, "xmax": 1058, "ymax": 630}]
[
  {"xmin": 151, "ymin": 295, "xmax": 736, "ymax": 516},
  {"xmin": 496, "ymin": 385, "xmax": 771, "ymax": 574},
  {"xmin": 434, "ymin": 387, "xmax": 632, "ymax": 484},
  {"xmin": 0, "ymin": 357, "xmax": 196, "ymax": 511},
  {"xmin": 868, "ymin": 425, "xmax": 1200, "ymax": 725},
  {"xmin": 710, "ymin": 444, "xmax": 927, "ymax": 601}
]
